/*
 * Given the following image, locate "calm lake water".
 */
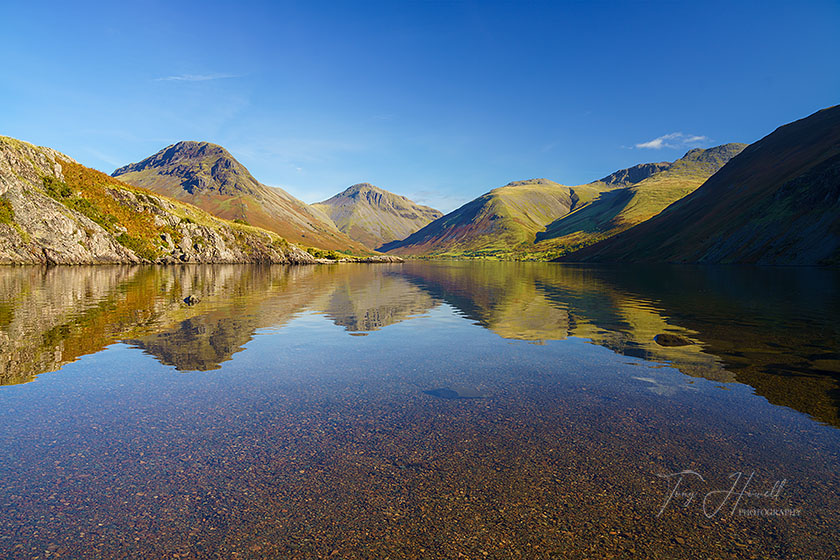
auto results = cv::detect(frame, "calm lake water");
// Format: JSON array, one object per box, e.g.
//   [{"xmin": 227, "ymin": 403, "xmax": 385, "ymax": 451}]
[{"xmin": 0, "ymin": 262, "xmax": 838, "ymax": 559}]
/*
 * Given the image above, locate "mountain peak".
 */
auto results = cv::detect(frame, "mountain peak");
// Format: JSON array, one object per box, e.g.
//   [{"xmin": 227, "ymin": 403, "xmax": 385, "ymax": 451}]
[
  {"xmin": 503, "ymin": 178, "xmax": 555, "ymax": 188},
  {"xmin": 114, "ymin": 141, "xmax": 233, "ymax": 174},
  {"xmin": 170, "ymin": 140, "xmax": 228, "ymax": 153},
  {"xmin": 342, "ymin": 183, "xmax": 383, "ymax": 197},
  {"xmin": 676, "ymin": 143, "xmax": 748, "ymax": 165},
  {"xmin": 348, "ymin": 182, "xmax": 378, "ymax": 190},
  {"xmin": 597, "ymin": 162, "xmax": 673, "ymax": 187},
  {"xmin": 596, "ymin": 143, "xmax": 748, "ymax": 188},
  {"xmin": 314, "ymin": 184, "xmax": 442, "ymax": 249},
  {"xmin": 667, "ymin": 143, "xmax": 748, "ymax": 176},
  {"xmin": 113, "ymin": 140, "xmax": 260, "ymax": 198}
]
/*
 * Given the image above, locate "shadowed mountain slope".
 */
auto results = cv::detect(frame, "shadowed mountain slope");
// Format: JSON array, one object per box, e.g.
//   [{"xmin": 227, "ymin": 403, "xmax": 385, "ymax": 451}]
[
  {"xmin": 534, "ymin": 144, "xmax": 746, "ymax": 256},
  {"xmin": 563, "ymin": 105, "xmax": 840, "ymax": 265},
  {"xmin": 113, "ymin": 142, "xmax": 369, "ymax": 254},
  {"xmin": 312, "ymin": 183, "xmax": 442, "ymax": 249}
]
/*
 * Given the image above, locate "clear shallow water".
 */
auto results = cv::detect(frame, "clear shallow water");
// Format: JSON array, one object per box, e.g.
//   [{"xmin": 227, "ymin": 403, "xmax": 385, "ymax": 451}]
[{"xmin": 0, "ymin": 262, "xmax": 838, "ymax": 559}]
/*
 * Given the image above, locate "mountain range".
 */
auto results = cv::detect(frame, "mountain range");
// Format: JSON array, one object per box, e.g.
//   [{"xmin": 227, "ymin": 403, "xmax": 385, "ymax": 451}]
[
  {"xmin": 380, "ymin": 178, "xmax": 604, "ymax": 256},
  {"xmin": 1, "ymin": 104, "xmax": 837, "ymax": 266},
  {"xmin": 312, "ymin": 183, "xmax": 442, "ymax": 249},
  {"xmin": 382, "ymin": 144, "xmax": 745, "ymax": 259},
  {"xmin": 112, "ymin": 141, "xmax": 371, "ymax": 254},
  {"xmin": 564, "ymin": 105, "xmax": 840, "ymax": 265},
  {"xmin": 531, "ymin": 143, "xmax": 747, "ymax": 257}
]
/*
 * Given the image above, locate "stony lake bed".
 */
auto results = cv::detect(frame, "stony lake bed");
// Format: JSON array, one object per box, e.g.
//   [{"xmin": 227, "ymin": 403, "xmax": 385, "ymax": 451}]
[{"xmin": 0, "ymin": 262, "xmax": 838, "ymax": 559}]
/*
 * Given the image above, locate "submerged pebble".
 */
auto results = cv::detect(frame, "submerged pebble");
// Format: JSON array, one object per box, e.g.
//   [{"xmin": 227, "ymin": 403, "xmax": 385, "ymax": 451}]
[{"xmin": 423, "ymin": 386, "xmax": 485, "ymax": 399}]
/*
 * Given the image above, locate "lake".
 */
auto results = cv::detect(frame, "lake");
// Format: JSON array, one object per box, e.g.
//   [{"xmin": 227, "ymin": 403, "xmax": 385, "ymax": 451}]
[{"xmin": 0, "ymin": 262, "xmax": 838, "ymax": 559}]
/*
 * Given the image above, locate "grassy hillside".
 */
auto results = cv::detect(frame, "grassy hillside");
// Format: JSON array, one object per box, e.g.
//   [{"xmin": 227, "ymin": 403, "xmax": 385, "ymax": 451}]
[
  {"xmin": 381, "ymin": 179, "xmax": 604, "ymax": 258},
  {"xmin": 564, "ymin": 105, "xmax": 840, "ymax": 265},
  {"xmin": 312, "ymin": 183, "xmax": 442, "ymax": 249},
  {"xmin": 381, "ymin": 145, "xmax": 744, "ymax": 260},
  {"xmin": 533, "ymin": 144, "xmax": 746, "ymax": 259},
  {"xmin": 113, "ymin": 142, "xmax": 371, "ymax": 254},
  {"xmin": 0, "ymin": 135, "xmax": 316, "ymax": 264}
]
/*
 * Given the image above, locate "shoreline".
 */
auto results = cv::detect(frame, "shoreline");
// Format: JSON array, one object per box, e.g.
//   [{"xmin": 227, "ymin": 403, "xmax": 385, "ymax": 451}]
[{"xmin": 0, "ymin": 254, "xmax": 405, "ymax": 266}]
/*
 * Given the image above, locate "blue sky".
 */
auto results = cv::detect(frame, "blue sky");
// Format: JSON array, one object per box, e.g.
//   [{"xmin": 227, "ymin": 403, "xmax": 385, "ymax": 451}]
[{"xmin": 2, "ymin": 1, "xmax": 838, "ymax": 212}]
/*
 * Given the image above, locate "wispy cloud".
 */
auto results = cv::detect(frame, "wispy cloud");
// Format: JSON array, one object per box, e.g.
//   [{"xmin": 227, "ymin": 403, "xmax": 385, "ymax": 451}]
[
  {"xmin": 155, "ymin": 73, "xmax": 239, "ymax": 82},
  {"xmin": 83, "ymin": 147, "xmax": 124, "ymax": 169},
  {"xmin": 635, "ymin": 132, "xmax": 710, "ymax": 150},
  {"xmin": 410, "ymin": 190, "xmax": 469, "ymax": 213}
]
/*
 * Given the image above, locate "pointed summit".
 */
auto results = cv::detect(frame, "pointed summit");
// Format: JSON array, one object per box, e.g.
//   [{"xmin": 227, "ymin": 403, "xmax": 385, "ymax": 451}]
[
  {"xmin": 113, "ymin": 141, "xmax": 264, "ymax": 198},
  {"xmin": 313, "ymin": 183, "xmax": 442, "ymax": 249},
  {"xmin": 342, "ymin": 183, "xmax": 379, "ymax": 194}
]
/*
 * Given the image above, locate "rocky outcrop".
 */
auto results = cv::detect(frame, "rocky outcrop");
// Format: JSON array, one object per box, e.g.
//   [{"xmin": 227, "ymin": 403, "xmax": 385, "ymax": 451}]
[
  {"xmin": 0, "ymin": 136, "xmax": 316, "ymax": 265},
  {"xmin": 598, "ymin": 162, "xmax": 672, "ymax": 187},
  {"xmin": 344, "ymin": 255, "xmax": 404, "ymax": 263},
  {"xmin": 308, "ymin": 254, "xmax": 405, "ymax": 264},
  {"xmin": 0, "ymin": 138, "xmax": 139, "ymax": 264}
]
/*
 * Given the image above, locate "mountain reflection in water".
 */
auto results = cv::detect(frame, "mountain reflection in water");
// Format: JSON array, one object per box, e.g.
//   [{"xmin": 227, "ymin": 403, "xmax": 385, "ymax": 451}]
[{"xmin": 0, "ymin": 261, "xmax": 838, "ymax": 426}]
